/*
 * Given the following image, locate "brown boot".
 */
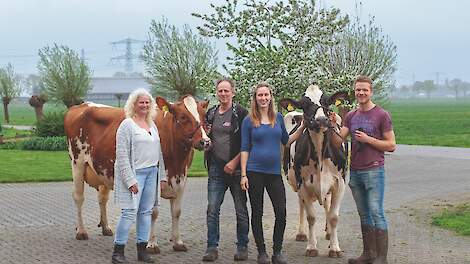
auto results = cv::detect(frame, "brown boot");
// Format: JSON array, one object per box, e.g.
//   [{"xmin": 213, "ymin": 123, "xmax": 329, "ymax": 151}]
[
  {"xmin": 348, "ymin": 225, "xmax": 376, "ymax": 264},
  {"xmin": 160, "ymin": 180, "xmax": 176, "ymax": 199},
  {"xmin": 112, "ymin": 244, "xmax": 129, "ymax": 264},
  {"xmin": 372, "ymin": 229, "xmax": 388, "ymax": 264},
  {"xmin": 137, "ymin": 242, "xmax": 155, "ymax": 263}
]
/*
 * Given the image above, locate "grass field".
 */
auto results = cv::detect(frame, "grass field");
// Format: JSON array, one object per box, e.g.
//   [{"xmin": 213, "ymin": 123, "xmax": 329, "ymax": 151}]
[
  {"xmin": 0, "ymin": 100, "xmax": 66, "ymax": 125},
  {"xmin": 432, "ymin": 203, "xmax": 470, "ymax": 236},
  {"xmin": 1, "ymin": 98, "xmax": 469, "ymax": 183},
  {"xmin": 0, "ymin": 149, "xmax": 206, "ymax": 183},
  {"xmin": 386, "ymin": 99, "xmax": 470, "ymax": 148}
]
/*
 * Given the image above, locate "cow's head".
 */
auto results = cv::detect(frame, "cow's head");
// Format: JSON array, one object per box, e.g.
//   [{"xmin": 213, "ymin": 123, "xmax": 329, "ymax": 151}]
[
  {"xmin": 156, "ymin": 95, "xmax": 210, "ymax": 150},
  {"xmin": 280, "ymin": 84, "xmax": 348, "ymax": 132}
]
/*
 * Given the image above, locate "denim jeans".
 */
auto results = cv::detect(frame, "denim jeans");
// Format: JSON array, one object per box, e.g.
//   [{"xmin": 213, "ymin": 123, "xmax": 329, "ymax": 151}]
[
  {"xmin": 247, "ymin": 171, "xmax": 286, "ymax": 254},
  {"xmin": 206, "ymin": 157, "xmax": 249, "ymax": 249},
  {"xmin": 114, "ymin": 166, "xmax": 157, "ymax": 245},
  {"xmin": 349, "ymin": 166, "xmax": 388, "ymax": 230}
]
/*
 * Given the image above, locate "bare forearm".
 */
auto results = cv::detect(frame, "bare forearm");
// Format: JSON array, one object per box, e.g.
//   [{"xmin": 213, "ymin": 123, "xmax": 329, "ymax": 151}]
[{"xmin": 240, "ymin": 151, "xmax": 249, "ymax": 176}]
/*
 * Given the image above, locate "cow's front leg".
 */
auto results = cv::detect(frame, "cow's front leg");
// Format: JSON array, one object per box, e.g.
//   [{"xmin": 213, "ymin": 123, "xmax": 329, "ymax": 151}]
[
  {"xmin": 97, "ymin": 185, "xmax": 113, "ymax": 236},
  {"xmin": 324, "ymin": 192, "xmax": 332, "ymax": 240},
  {"xmin": 303, "ymin": 197, "xmax": 319, "ymax": 257},
  {"xmin": 71, "ymin": 162, "xmax": 88, "ymax": 240},
  {"xmin": 327, "ymin": 179, "xmax": 346, "ymax": 258},
  {"xmin": 147, "ymin": 207, "xmax": 161, "ymax": 254},
  {"xmin": 170, "ymin": 177, "xmax": 187, "ymax": 252},
  {"xmin": 296, "ymin": 193, "xmax": 307, "ymax": 241}
]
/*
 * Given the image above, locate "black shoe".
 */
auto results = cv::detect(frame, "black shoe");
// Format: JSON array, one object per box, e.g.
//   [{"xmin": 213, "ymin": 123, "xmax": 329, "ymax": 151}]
[
  {"xmin": 112, "ymin": 244, "xmax": 129, "ymax": 264},
  {"xmin": 202, "ymin": 247, "xmax": 218, "ymax": 262},
  {"xmin": 257, "ymin": 252, "xmax": 271, "ymax": 264},
  {"xmin": 234, "ymin": 246, "xmax": 248, "ymax": 261},
  {"xmin": 136, "ymin": 242, "xmax": 155, "ymax": 263},
  {"xmin": 272, "ymin": 252, "xmax": 287, "ymax": 264}
]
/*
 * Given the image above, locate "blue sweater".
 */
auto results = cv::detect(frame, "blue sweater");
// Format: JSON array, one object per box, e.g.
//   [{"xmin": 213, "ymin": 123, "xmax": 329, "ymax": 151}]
[{"xmin": 241, "ymin": 113, "xmax": 289, "ymax": 175}]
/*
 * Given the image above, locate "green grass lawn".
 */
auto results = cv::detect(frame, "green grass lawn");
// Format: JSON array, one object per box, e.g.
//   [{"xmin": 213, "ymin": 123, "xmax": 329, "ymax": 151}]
[
  {"xmin": 0, "ymin": 100, "xmax": 65, "ymax": 125},
  {"xmin": 0, "ymin": 149, "xmax": 207, "ymax": 183},
  {"xmin": 385, "ymin": 99, "xmax": 470, "ymax": 148},
  {"xmin": 432, "ymin": 203, "xmax": 470, "ymax": 236},
  {"xmin": 1, "ymin": 98, "xmax": 469, "ymax": 183}
]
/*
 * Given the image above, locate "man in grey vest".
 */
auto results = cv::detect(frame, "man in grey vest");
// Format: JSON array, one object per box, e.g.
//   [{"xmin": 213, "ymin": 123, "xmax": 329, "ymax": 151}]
[{"xmin": 202, "ymin": 78, "xmax": 249, "ymax": 262}]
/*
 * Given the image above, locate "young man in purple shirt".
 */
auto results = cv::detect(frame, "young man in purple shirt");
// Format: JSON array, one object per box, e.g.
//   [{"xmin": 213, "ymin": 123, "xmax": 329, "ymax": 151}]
[{"xmin": 332, "ymin": 75, "xmax": 396, "ymax": 264}]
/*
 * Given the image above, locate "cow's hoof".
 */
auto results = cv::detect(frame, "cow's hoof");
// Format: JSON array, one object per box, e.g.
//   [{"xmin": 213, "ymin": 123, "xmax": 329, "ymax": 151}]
[
  {"xmin": 325, "ymin": 233, "xmax": 331, "ymax": 240},
  {"xmin": 328, "ymin": 250, "xmax": 343, "ymax": 258},
  {"xmin": 295, "ymin": 234, "xmax": 307, "ymax": 241},
  {"xmin": 102, "ymin": 227, "xmax": 113, "ymax": 236},
  {"xmin": 305, "ymin": 249, "xmax": 319, "ymax": 257},
  {"xmin": 75, "ymin": 231, "xmax": 89, "ymax": 240},
  {"xmin": 147, "ymin": 245, "xmax": 161, "ymax": 255},
  {"xmin": 173, "ymin": 244, "xmax": 187, "ymax": 252}
]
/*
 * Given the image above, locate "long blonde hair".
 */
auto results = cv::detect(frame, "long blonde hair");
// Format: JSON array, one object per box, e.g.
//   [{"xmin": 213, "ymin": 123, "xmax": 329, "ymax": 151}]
[
  {"xmin": 249, "ymin": 82, "xmax": 277, "ymax": 128},
  {"xmin": 124, "ymin": 88, "xmax": 157, "ymax": 125}
]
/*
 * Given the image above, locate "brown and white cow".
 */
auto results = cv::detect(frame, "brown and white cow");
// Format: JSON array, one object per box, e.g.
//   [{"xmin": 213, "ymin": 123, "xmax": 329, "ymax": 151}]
[
  {"xmin": 64, "ymin": 95, "xmax": 209, "ymax": 253},
  {"xmin": 280, "ymin": 84, "xmax": 348, "ymax": 258}
]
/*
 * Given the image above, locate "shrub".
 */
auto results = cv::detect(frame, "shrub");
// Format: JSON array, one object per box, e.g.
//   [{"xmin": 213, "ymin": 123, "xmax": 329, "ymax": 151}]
[
  {"xmin": 35, "ymin": 111, "xmax": 65, "ymax": 137},
  {"xmin": 0, "ymin": 141, "xmax": 21, "ymax": 150},
  {"xmin": 22, "ymin": 136, "xmax": 67, "ymax": 151}
]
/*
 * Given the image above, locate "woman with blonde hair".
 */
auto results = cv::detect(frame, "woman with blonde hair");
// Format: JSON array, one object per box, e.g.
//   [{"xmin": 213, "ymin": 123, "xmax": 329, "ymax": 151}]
[
  {"xmin": 240, "ymin": 82, "xmax": 302, "ymax": 264},
  {"xmin": 112, "ymin": 88, "xmax": 165, "ymax": 264}
]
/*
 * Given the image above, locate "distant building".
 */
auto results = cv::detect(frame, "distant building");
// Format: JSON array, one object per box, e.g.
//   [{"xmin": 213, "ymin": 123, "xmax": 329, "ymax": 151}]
[{"xmin": 87, "ymin": 77, "xmax": 151, "ymax": 106}]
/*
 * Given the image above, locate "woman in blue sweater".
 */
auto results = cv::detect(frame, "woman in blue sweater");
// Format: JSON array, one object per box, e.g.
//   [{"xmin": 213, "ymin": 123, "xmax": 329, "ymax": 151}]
[{"xmin": 240, "ymin": 82, "xmax": 302, "ymax": 264}]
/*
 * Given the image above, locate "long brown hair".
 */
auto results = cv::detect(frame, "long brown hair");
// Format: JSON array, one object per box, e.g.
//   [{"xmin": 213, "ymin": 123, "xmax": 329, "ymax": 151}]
[{"xmin": 248, "ymin": 82, "xmax": 277, "ymax": 128}]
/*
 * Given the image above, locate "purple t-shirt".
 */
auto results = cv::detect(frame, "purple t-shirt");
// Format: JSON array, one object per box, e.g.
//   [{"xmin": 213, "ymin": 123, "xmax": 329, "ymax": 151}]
[{"xmin": 344, "ymin": 106, "xmax": 393, "ymax": 170}]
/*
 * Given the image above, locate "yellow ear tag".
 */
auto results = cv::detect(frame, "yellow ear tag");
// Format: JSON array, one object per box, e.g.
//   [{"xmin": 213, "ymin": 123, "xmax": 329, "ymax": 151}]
[
  {"xmin": 162, "ymin": 105, "xmax": 169, "ymax": 112},
  {"xmin": 335, "ymin": 99, "xmax": 342, "ymax": 106},
  {"xmin": 287, "ymin": 103, "xmax": 294, "ymax": 112}
]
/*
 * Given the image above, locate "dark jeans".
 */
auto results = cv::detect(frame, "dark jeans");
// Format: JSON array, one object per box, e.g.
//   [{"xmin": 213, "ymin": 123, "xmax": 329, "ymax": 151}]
[
  {"xmin": 247, "ymin": 171, "xmax": 286, "ymax": 254},
  {"xmin": 206, "ymin": 157, "xmax": 249, "ymax": 249}
]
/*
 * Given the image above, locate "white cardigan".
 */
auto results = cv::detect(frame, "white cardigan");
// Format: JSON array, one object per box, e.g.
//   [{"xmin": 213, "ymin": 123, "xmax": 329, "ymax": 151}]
[{"xmin": 114, "ymin": 118, "xmax": 166, "ymax": 209}]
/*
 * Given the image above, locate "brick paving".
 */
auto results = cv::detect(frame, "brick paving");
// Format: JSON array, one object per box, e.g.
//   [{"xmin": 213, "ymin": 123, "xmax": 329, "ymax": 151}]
[{"xmin": 1, "ymin": 145, "xmax": 470, "ymax": 264}]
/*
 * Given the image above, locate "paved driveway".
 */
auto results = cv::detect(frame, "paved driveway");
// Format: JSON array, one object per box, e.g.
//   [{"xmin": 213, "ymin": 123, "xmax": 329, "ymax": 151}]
[{"xmin": 1, "ymin": 145, "xmax": 470, "ymax": 263}]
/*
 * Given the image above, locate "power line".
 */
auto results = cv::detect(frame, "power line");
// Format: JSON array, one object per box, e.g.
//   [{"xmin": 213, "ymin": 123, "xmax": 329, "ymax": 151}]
[{"xmin": 109, "ymin": 37, "xmax": 144, "ymax": 74}]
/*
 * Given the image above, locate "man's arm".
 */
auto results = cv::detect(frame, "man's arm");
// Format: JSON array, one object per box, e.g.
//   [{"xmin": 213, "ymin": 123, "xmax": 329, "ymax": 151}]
[
  {"xmin": 355, "ymin": 129, "xmax": 396, "ymax": 152},
  {"xmin": 224, "ymin": 153, "xmax": 240, "ymax": 175}
]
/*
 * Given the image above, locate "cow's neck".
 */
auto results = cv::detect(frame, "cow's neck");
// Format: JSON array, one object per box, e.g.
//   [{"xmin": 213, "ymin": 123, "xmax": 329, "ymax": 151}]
[{"xmin": 309, "ymin": 130, "xmax": 331, "ymax": 202}]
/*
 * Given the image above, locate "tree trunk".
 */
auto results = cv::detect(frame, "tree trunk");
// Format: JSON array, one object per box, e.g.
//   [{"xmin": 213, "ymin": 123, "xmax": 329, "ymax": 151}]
[
  {"xmin": 2, "ymin": 97, "xmax": 10, "ymax": 124},
  {"xmin": 29, "ymin": 95, "xmax": 47, "ymax": 121}
]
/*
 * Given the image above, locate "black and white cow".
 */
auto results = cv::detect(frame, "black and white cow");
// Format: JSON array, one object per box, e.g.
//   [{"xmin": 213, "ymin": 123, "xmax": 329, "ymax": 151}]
[{"xmin": 280, "ymin": 83, "xmax": 348, "ymax": 258}]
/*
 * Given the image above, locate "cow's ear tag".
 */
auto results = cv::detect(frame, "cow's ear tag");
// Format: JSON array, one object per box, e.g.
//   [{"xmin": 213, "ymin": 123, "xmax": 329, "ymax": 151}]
[
  {"xmin": 287, "ymin": 103, "xmax": 294, "ymax": 112},
  {"xmin": 162, "ymin": 105, "xmax": 169, "ymax": 112},
  {"xmin": 335, "ymin": 99, "xmax": 342, "ymax": 106}
]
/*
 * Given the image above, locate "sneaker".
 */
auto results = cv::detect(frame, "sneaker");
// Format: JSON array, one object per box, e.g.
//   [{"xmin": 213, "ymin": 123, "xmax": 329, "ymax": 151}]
[
  {"xmin": 202, "ymin": 247, "xmax": 218, "ymax": 262},
  {"xmin": 271, "ymin": 252, "xmax": 287, "ymax": 264},
  {"xmin": 257, "ymin": 252, "xmax": 271, "ymax": 264},
  {"xmin": 234, "ymin": 246, "xmax": 248, "ymax": 261}
]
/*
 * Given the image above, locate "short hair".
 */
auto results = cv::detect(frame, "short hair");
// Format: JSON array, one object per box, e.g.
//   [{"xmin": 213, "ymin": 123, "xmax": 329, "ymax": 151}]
[
  {"xmin": 354, "ymin": 75, "xmax": 373, "ymax": 90},
  {"xmin": 124, "ymin": 88, "xmax": 157, "ymax": 125},
  {"xmin": 215, "ymin": 77, "xmax": 236, "ymax": 92}
]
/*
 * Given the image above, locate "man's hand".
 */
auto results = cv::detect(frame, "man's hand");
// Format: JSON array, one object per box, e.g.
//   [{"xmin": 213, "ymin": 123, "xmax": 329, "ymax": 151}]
[
  {"xmin": 224, "ymin": 159, "xmax": 236, "ymax": 175},
  {"xmin": 129, "ymin": 183, "xmax": 138, "ymax": 194},
  {"xmin": 355, "ymin": 130, "xmax": 372, "ymax": 144}
]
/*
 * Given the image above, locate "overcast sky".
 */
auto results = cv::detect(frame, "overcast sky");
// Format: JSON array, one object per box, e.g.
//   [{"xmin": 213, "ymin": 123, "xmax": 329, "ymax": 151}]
[{"xmin": 1, "ymin": 0, "xmax": 469, "ymax": 86}]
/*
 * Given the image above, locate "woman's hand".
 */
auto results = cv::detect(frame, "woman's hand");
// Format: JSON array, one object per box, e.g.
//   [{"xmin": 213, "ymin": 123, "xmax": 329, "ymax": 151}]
[
  {"xmin": 240, "ymin": 176, "xmax": 249, "ymax": 191},
  {"xmin": 129, "ymin": 183, "xmax": 138, "ymax": 194}
]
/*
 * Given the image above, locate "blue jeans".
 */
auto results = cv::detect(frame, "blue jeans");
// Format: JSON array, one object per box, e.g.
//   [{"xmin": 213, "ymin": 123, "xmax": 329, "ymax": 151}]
[
  {"xmin": 349, "ymin": 166, "xmax": 388, "ymax": 230},
  {"xmin": 114, "ymin": 166, "xmax": 157, "ymax": 245},
  {"xmin": 206, "ymin": 158, "xmax": 249, "ymax": 249}
]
